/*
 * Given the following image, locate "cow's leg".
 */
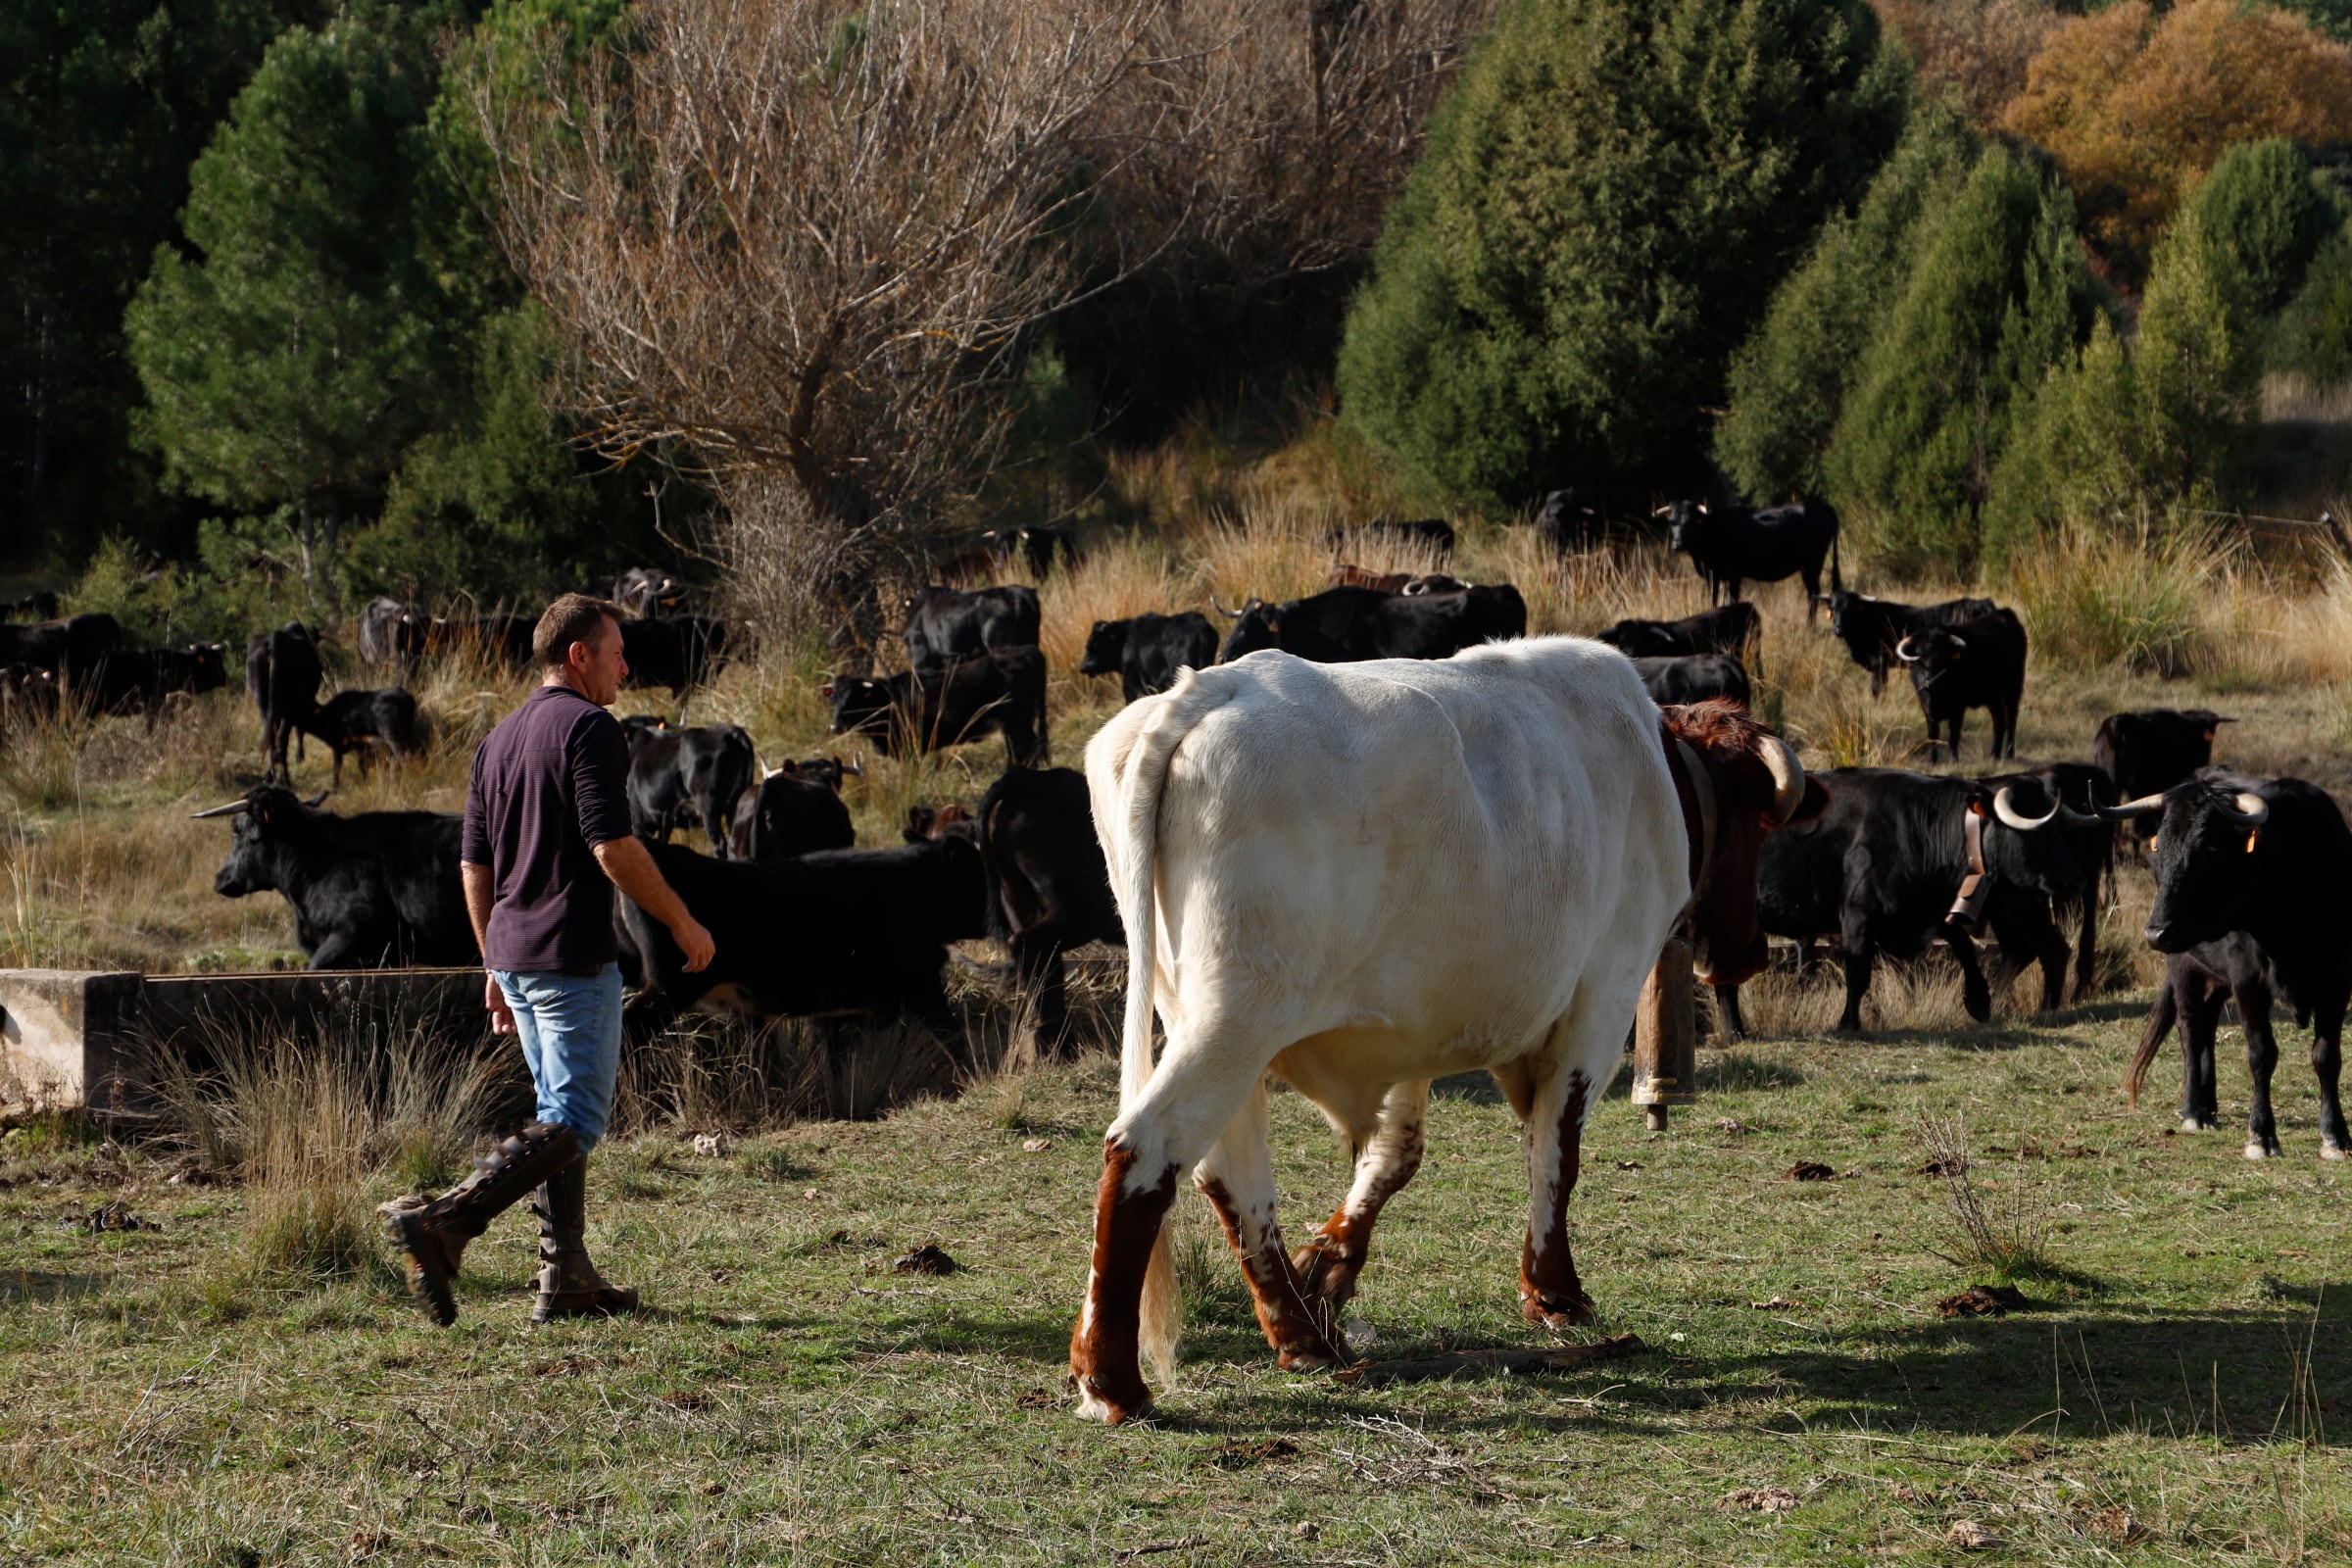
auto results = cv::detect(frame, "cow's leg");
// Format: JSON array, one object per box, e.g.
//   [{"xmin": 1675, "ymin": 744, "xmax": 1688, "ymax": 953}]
[
  {"xmin": 1008, "ymin": 926, "xmax": 1070, "ymax": 1053},
  {"xmin": 1289, "ymin": 1078, "xmax": 1427, "ymax": 1319},
  {"xmin": 1195, "ymin": 1081, "xmax": 1351, "ymax": 1370},
  {"xmin": 2240, "ymin": 982, "xmax": 2284, "ymax": 1160},
  {"xmin": 2072, "ymin": 886, "xmax": 2101, "ymax": 1004},
  {"xmin": 1836, "ymin": 917, "xmax": 1876, "ymax": 1033},
  {"xmin": 2310, "ymin": 992, "xmax": 2350, "ymax": 1158},
  {"xmin": 1947, "ymin": 926, "xmax": 1992, "ymax": 1023},
  {"xmin": 1520, "ymin": 1059, "xmax": 1597, "ymax": 1329},
  {"xmin": 1713, "ymin": 982, "xmax": 1746, "ymax": 1043},
  {"xmin": 2178, "ymin": 972, "xmax": 2225, "ymax": 1131},
  {"xmin": 1071, "ymin": 1046, "xmax": 1265, "ymax": 1425}
]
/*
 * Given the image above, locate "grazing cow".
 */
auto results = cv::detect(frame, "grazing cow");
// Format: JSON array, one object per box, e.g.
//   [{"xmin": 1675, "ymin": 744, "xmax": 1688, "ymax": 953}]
[
  {"xmin": 1536, "ymin": 488, "xmax": 1598, "ymax": 555},
  {"xmin": 1716, "ymin": 766, "xmax": 2088, "ymax": 1038},
  {"xmin": 301, "ymin": 688, "xmax": 422, "ymax": 785},
  {"xmin": 1215, "ymin": 584, "xmax": 1527, "ymax": 663},
  {"xmin": 826, "ymin": 647, "xmax": 1050, "ymax": 768},
  {"xmin": 358, "ymin": 598, "xmax": 425, "ymax": 672},
  {"xmin": 727, "ymin": 763, "xmax": 857, "ymax": 862},
  {"xmin": 245, "ymin": 622, "xmax": 323, "ymax": 781},
  {"xmin": 1823, "ymin": 591, "xmax": 1998, "ymax": 697},
  {"xmin": 2007, "ymin": 761, "xmax": 2120, "ymax": 1004},
  {"xmin": 612, "ymin": 836, "xmax": 988, "ymax": 1033},
  {"xmin": 618, "ymin": 614, "xmax": 731, "ymax": 697},
  {"xmin": 626, "ymin": 724, "xmax": 757, "ymax": 853},
  {"xmin": 2103, "ymin": 770, "xmax": 2351, "ymax": 1159},
  {"xmin": 0, "ymin": 612, "xmax": 122, "ymax": 686},
  {"xmin": 902, "ymin": 585, "xmax": 1042, "ymax": 674},
  {"xmin": 1592, "ymin": 603, "xmax": 1761, "ymax": 662},
  {"xmin": 194, "ymin": 786, "xmax": 475, "ymax": 968},
  {"xmin": 1631, "ymin": 654, "xmax": 1750, "ymax": 709},
  {"xmin": 970, "ymin": 766, "xmax": 1122, "ymax": 1047},
  {"xmin": 2093, "ymin": 710, "xmax": 2232, "ymax": 841},
  {"xmin": 1064, "ymin": 644, "xmax": 1826, "ymax": 1424},
  {"xmin": 1079, "ymin": 612, "xmax": 1220, "ymax": 703},
  {"xmin": 0, "ymin": 663, "xmax": 60, "ymax": 726},
  {"xmin": 1660, "ymin": 499, "xmax": 1842, "ymax": 617},
  {"xmin": 424, "ymin": 613, "xmax": 536, "ymax": 670},
  {"xmin": 1895, "ymin": 607, "xmax": 2028, "ymax": 760},
  {"xmin": 982, "ymin": 525, "xmax": 1077, "ymax": 578},
  {"xmin": 585, "ymin": 567, "xmax": 684, "ymax": 618},
  {"xmin": 1322, "ymin": 517, "xmax": 1456, "ymax": 560},
  {"xmin": 92, "ymin": 643, "xmax": 230, "ymax": 722}
]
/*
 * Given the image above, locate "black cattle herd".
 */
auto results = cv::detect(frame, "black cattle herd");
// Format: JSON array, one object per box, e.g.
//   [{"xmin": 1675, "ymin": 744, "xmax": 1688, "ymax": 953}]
[{"xmin": 3, "ymin": 499, "xmax": 2343, "ymax": 1155}]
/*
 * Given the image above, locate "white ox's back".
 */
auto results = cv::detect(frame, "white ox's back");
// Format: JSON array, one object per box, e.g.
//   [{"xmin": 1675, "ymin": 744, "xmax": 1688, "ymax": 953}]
[{"xmin": 1087, "ymin": 635, "xmax": 1689, "ymax": 1087}]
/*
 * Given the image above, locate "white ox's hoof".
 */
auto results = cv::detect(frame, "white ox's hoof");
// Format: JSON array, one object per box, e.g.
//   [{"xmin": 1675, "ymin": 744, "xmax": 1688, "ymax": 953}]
[
  {"xmin": 2245, "ymin": 1141, "xmax": 2279, "ymax": 1161},
  {"xmin": 2322, "ymin": 1143, "xmax": 2348, "ymax": 1162},
  {"xmin": 2181, "ymin": 1118, "xmax": 2213, "ymax": 1134}
]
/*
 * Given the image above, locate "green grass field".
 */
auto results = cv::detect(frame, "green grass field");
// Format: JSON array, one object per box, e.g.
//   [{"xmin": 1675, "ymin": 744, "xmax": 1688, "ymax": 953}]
[{"xmin": 2, "ymin": 1006, "xmax": 2344, "ymax": 1565}]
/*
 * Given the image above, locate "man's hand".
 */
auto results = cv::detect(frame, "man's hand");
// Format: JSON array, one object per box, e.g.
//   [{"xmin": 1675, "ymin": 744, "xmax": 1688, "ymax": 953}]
[
  {"xmin": 671, "ymin": 915, "xmax": 716, "ymax": 973},
  {"xmin": 484, "ymin": 972, "xmax": 515, "ymax": 1035},
  {"xmin": 594, "ymin": 835, "xmax": 718, "ymax": 973}
]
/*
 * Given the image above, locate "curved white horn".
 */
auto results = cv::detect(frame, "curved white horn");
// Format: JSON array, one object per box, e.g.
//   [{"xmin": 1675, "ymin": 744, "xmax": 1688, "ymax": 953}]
[
  {"xmin": 1992, "ymin": 785, "xmax": 2060, "ymax": 832},
  {"xmin": 1759, "ymin": 735, "xmax": 1806, "ymax": 824},
  {"xmin": 1209, "ymin": 595, "xmax": 1243, "ymax": 618},
  {"xmin": 763, "ymin": 766, "xmax": 784, "ymax": 780},
  {"xmin": 2225, "ymin": 791, "xmax": 2269, "ymax": 827},
  {"xmin": 1894, "ymin": 635, "xmax": 1921, "ymax": 663},
  {"xmin": 842, "ymin": 755, "xmax": 863, "ymax": 777},
  {"xmin": 189, "ymin": 799, "xmax": 252, "ymax": 820},
  {"xmin": 2096, "ymin": 793, "xmax": 2169, "ymax": 820}
]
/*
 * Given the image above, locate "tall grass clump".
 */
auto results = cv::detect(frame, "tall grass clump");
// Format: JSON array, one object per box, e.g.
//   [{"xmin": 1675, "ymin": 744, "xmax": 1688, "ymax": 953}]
[
  {"xmin": 2004, "ymin": 523, "xmax": 2224, "ymax": 676},
  {"xmin": 1916, "ymin": 1108, "xmax": 2064, "ymax": 1285}
]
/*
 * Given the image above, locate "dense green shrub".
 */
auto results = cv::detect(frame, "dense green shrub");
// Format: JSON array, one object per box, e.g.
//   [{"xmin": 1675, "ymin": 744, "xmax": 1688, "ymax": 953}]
[
  {"xmin": 2183, "ymin": 139, "xmax": 2340, "ymax": 320},
  {"xmin": 1336, "ymin": 0, "xmax": 1906, "ymax": 507},
  {"xmin": 2275, "ymin": 222, "xmax": 2352, "ymax": 383},
  {"xmin": 1716, "ymin": 96, "xmax": 1977, "ymax": 504}
]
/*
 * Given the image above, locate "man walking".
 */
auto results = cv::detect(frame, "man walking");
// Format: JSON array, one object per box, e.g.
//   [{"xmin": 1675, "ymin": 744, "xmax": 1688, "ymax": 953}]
[{"xmin": 386, "ymin": 593, "xmax": 715, "ymax": 1325}]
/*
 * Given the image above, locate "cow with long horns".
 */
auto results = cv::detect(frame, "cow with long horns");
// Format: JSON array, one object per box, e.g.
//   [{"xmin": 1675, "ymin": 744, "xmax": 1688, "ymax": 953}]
[{"xmin": 1895, "ymin": 607, "xmax": 2027, "ymax": 760}]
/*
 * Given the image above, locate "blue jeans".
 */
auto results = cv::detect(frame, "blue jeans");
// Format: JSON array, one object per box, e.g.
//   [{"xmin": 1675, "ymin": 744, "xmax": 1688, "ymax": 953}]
[{"xmin": 493, "ymin": 964, "xmax": 624, "ymax": 1153}]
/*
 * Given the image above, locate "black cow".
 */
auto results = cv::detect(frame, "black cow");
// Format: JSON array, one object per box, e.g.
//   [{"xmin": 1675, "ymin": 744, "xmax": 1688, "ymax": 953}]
[
  {"xmin": 1660, "ymin": 498, "xmax": 1842, "ymax": 617},
  {"xmin": 827, "ymin": 647, "xmax": 1050, "ymax": 767},
  {"xmin": 358, "ymin": 598, "xmax": 425, "ymax": 672},
  {"xmin": 1, "ymin": 663, "xmax": 60, "ymax": 726},
  {"xmin": 2000, "ymin": 761, "xmax": 2120, "ymax": 1004},
  {"xmin": 2093, "ymin": 710, "xmax": 2231, "ymax": 842},
  {"xmin": 727, "ymin": 762, "xmax": 857, "ymax": 862},
  {"xmin": 1322, "ymin": 518, "xmax": 1456, "ymax": 560},
  {"xmin": 613, "ymin": 836, "xmax": 988, "ymax": 1033},
  {"xmin": 619, "ymin": 614, "xmax": 732, "ymax": 697},
  {"xmin": 902, "ymin": 585, "xmax": 1042, "ymax": 675},
  {"xmin": 92, "ymin": 643, "xmax": 230, "ymax": 722},
  {"xmin": 1717, "ymin": 767, "xmax": 2086, "ymax": 1037},
  {"xmin": 1216, "ymin": 583, "xmax": 1526, "ymax": 663},
  {"xmin": 971, "ymin": 766, "xmax": 1122, "ymax": 1048},
  {"xmin": 245, "ymin": 622, "xmax": 323, "ymax": 781},
  {"xmin": 1536, "ymin": 489, "xmax": 1598, "ymax": 555},
  {"xmin": 1631, "ymin": 654, "xmax": 1750, "ymax": 709},
  {"xmin": 2105, "ymin": 770, "xmax": 2351, "ymax": 1158},
  {"xmin": 618, "ymin": 713, "xmax": 671, "ymax": 752},
  {"xmin": 0, "ymin": 612, "xmax": 122, "ymax": 686},
  {"xmin": 627, "ymin": 724, "xmax": 757, "ymax": 853},
  {"xmin": 981, "ymin": 525, "xmax": 1077, "ymax": 578},
  {"xmin": 586, "ymin": 567, "xmax": 684, "ymax": 617},
  {"xmin": 195, "ymin": 786, "xmax": 475, "ymax": 969},
  {"xmin": 5, "ymin": 591, "xmax": 60, "ymax": 622},
  {"xmin": 1592, "ymin": 602, "xmax": 1760, "ymax": 662},
  {"xmin": 1823, "ymin": 591, "xmax": 1998, "ymax": 696},
  {"xmin": 1895, "ymin": 607, "xmax": 2028, "ymax": 760},
  {"xmin": 425, "ymin": 613, "xmax": 536, "ymax": 671},
  {"xmin": 301, "ymin": 688, "xmax": 422, "ymax": 785},
  {"xmin": 1079, "ymin": 612, "xmax": 1219, "ymax": 703}
]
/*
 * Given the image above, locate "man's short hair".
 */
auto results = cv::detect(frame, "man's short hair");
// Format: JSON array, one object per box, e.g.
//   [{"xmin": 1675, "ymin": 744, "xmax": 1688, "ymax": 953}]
[{"xmin": 534, "ymin": 593, "xmax": 622, "ymax": 670}]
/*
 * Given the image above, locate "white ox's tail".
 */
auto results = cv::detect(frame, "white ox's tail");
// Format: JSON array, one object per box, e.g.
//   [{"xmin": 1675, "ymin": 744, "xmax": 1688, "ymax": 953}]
[{"xmin": 1097, "ymin": 665, "xmax": 1226, "ymax": 1384}]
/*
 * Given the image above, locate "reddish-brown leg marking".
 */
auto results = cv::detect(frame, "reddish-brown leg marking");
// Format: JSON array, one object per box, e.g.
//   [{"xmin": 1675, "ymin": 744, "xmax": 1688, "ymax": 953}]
[
  {"xmin": 1198, "ymin": 1178, "xmax": 1350, "ymax": 1369},
  {"xmin": 1520, "ymin": 1070, "xmax": 1595, "ymax": 1329},
  {"xmin": 1291, "ymin": 1095, "xmax": 1424, "ymax": 1315},
  {"xmin": 1070, "ymin": 1140, "xmax": 1178, "ymax": 1424}
]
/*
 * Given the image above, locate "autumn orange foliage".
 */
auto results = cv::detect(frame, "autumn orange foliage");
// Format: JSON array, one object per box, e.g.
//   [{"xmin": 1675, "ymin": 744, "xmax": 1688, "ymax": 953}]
[
  {"xmin": 1868, "ymin": 0, "xmax": 2058, "ymax": 126},
  {"xmin": 1999, "ymin": 0, "xmax": 2352, "ymax": 273}
]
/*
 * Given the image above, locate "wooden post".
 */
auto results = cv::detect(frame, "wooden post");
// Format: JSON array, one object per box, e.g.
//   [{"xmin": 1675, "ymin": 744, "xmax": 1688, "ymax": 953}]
[{"xmin": 1631, "ymin": 938, "xmax": 1696, "ymax": 1131}]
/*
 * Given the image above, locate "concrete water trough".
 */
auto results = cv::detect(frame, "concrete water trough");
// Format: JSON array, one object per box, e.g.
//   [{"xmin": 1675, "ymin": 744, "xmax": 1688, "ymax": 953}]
[{"xmin": 0, "ymin": 967, "xmax": 488, "ymax": 1114}]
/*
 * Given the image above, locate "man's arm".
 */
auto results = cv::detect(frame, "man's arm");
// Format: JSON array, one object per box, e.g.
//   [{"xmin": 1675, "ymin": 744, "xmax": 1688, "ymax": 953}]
[
  {"xmin": 461, "ymin": 859, "xmax": 515, "ymax": 1034},
  {"xmin": 593, "ymin": 837, "xmax": 716, "ymax": 972}
]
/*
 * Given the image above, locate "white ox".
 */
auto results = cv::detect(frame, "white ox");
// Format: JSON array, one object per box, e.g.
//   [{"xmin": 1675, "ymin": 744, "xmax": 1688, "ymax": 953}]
[{"xmin": 1070, "ymin": 636, "xmax": 1824, "ymax": 1423}]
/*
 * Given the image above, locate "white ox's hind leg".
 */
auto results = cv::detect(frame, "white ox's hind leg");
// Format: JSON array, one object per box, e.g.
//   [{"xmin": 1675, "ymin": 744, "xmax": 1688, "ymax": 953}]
[
  {"xmin": 1194, "ymin": 1081, "xmax": 1350, "ymax": 1370},
  {"xmin": 1519, "ymin": 996, "xmax": 1629, "ymax": 1330},
  {"xmin": 1070, "ymin": 1039, "xmax": 1273, "ymax": 1425},
  {"xmin": 1290, "ymin": 1078, "xmax": 1427, "ymax": 1318}
]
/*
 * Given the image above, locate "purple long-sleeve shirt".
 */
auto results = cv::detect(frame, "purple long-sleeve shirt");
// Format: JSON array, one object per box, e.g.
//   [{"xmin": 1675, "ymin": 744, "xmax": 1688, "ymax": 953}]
[{"xmin": 462, "ymin": 684, "xmax": 635, "ymax": 972}]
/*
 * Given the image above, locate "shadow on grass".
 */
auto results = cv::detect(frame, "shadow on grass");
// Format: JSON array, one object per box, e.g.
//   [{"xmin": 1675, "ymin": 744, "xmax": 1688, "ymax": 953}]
[{"xmin": 0, "ymin": 1270, "xmax": 109, "ymax": 1304}]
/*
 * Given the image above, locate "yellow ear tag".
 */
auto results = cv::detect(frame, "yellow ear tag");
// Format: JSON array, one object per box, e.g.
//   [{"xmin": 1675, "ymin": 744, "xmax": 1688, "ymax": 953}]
[{"xmin": 2245, "ymin": 829, "xmax": 2260, "ymax": 855}]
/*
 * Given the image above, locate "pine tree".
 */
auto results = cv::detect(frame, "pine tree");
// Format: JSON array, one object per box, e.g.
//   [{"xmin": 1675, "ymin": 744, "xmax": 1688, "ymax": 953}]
[{"xmin": 1336, "ymin": 0, "xmax": 1906, "ymax": 508}]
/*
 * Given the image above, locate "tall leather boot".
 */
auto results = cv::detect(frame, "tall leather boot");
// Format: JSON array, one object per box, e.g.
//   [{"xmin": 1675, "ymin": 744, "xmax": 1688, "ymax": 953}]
[
  {"xmin": 531, "ymin": 1155, "xmax": 639, "ymax": 1322},
  {"xmin": 384, "ymin": 1121, "xmax": 579, "ymax": 1326}
]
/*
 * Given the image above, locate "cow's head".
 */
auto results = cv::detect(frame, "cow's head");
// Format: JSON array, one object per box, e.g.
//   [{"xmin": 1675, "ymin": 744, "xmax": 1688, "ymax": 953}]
[
  {"xmin": 1663, "ymin": 701, "xmax": 1830, "ymax": 985},
  {"xmin": 1976, "ymin": 773, "xmax": 2098, "ymax": 900},
  {"xmin": 185, "ymin": 644, "xmax": 231, "ymax": 694},
  {"xmin": 194, "ymin": 785, "xmax": 326, "ymax": 897},
  {"xmin": 1594, "ymin": 619, "xmax": 1673, "ymax": 660},
  {"xmin": 1658, "ymin": 500, "xmax": 1703, "ymax": 554},
  {"xmin": 1820, "ymin": 590, "xmax": 1871, "ymax": 642},
  {"xmin": 2104, "ymin": 770, "xmax": 2275, "ymax": 953},
  {"xmin": 1894, "ymin": 624, "xmax": 1964, "ymax": 690},
  {"xmin": 823, "ymin": 674, "xmax": 901, "ymax": 745},
  {"xmin": 782, "ymin": 755, "xmax": 855, "ymax": 793},
  {"xmin": 1213, "ymin": 598, "xmax": 1277, "ymax": 662},
  {"xmin": 904, "ymin": 802, "xmax": 977, "ymax": 845},
  {"xmin": 1079, "ymin": 619, "xmax": 1128, "ymax": 677}
]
